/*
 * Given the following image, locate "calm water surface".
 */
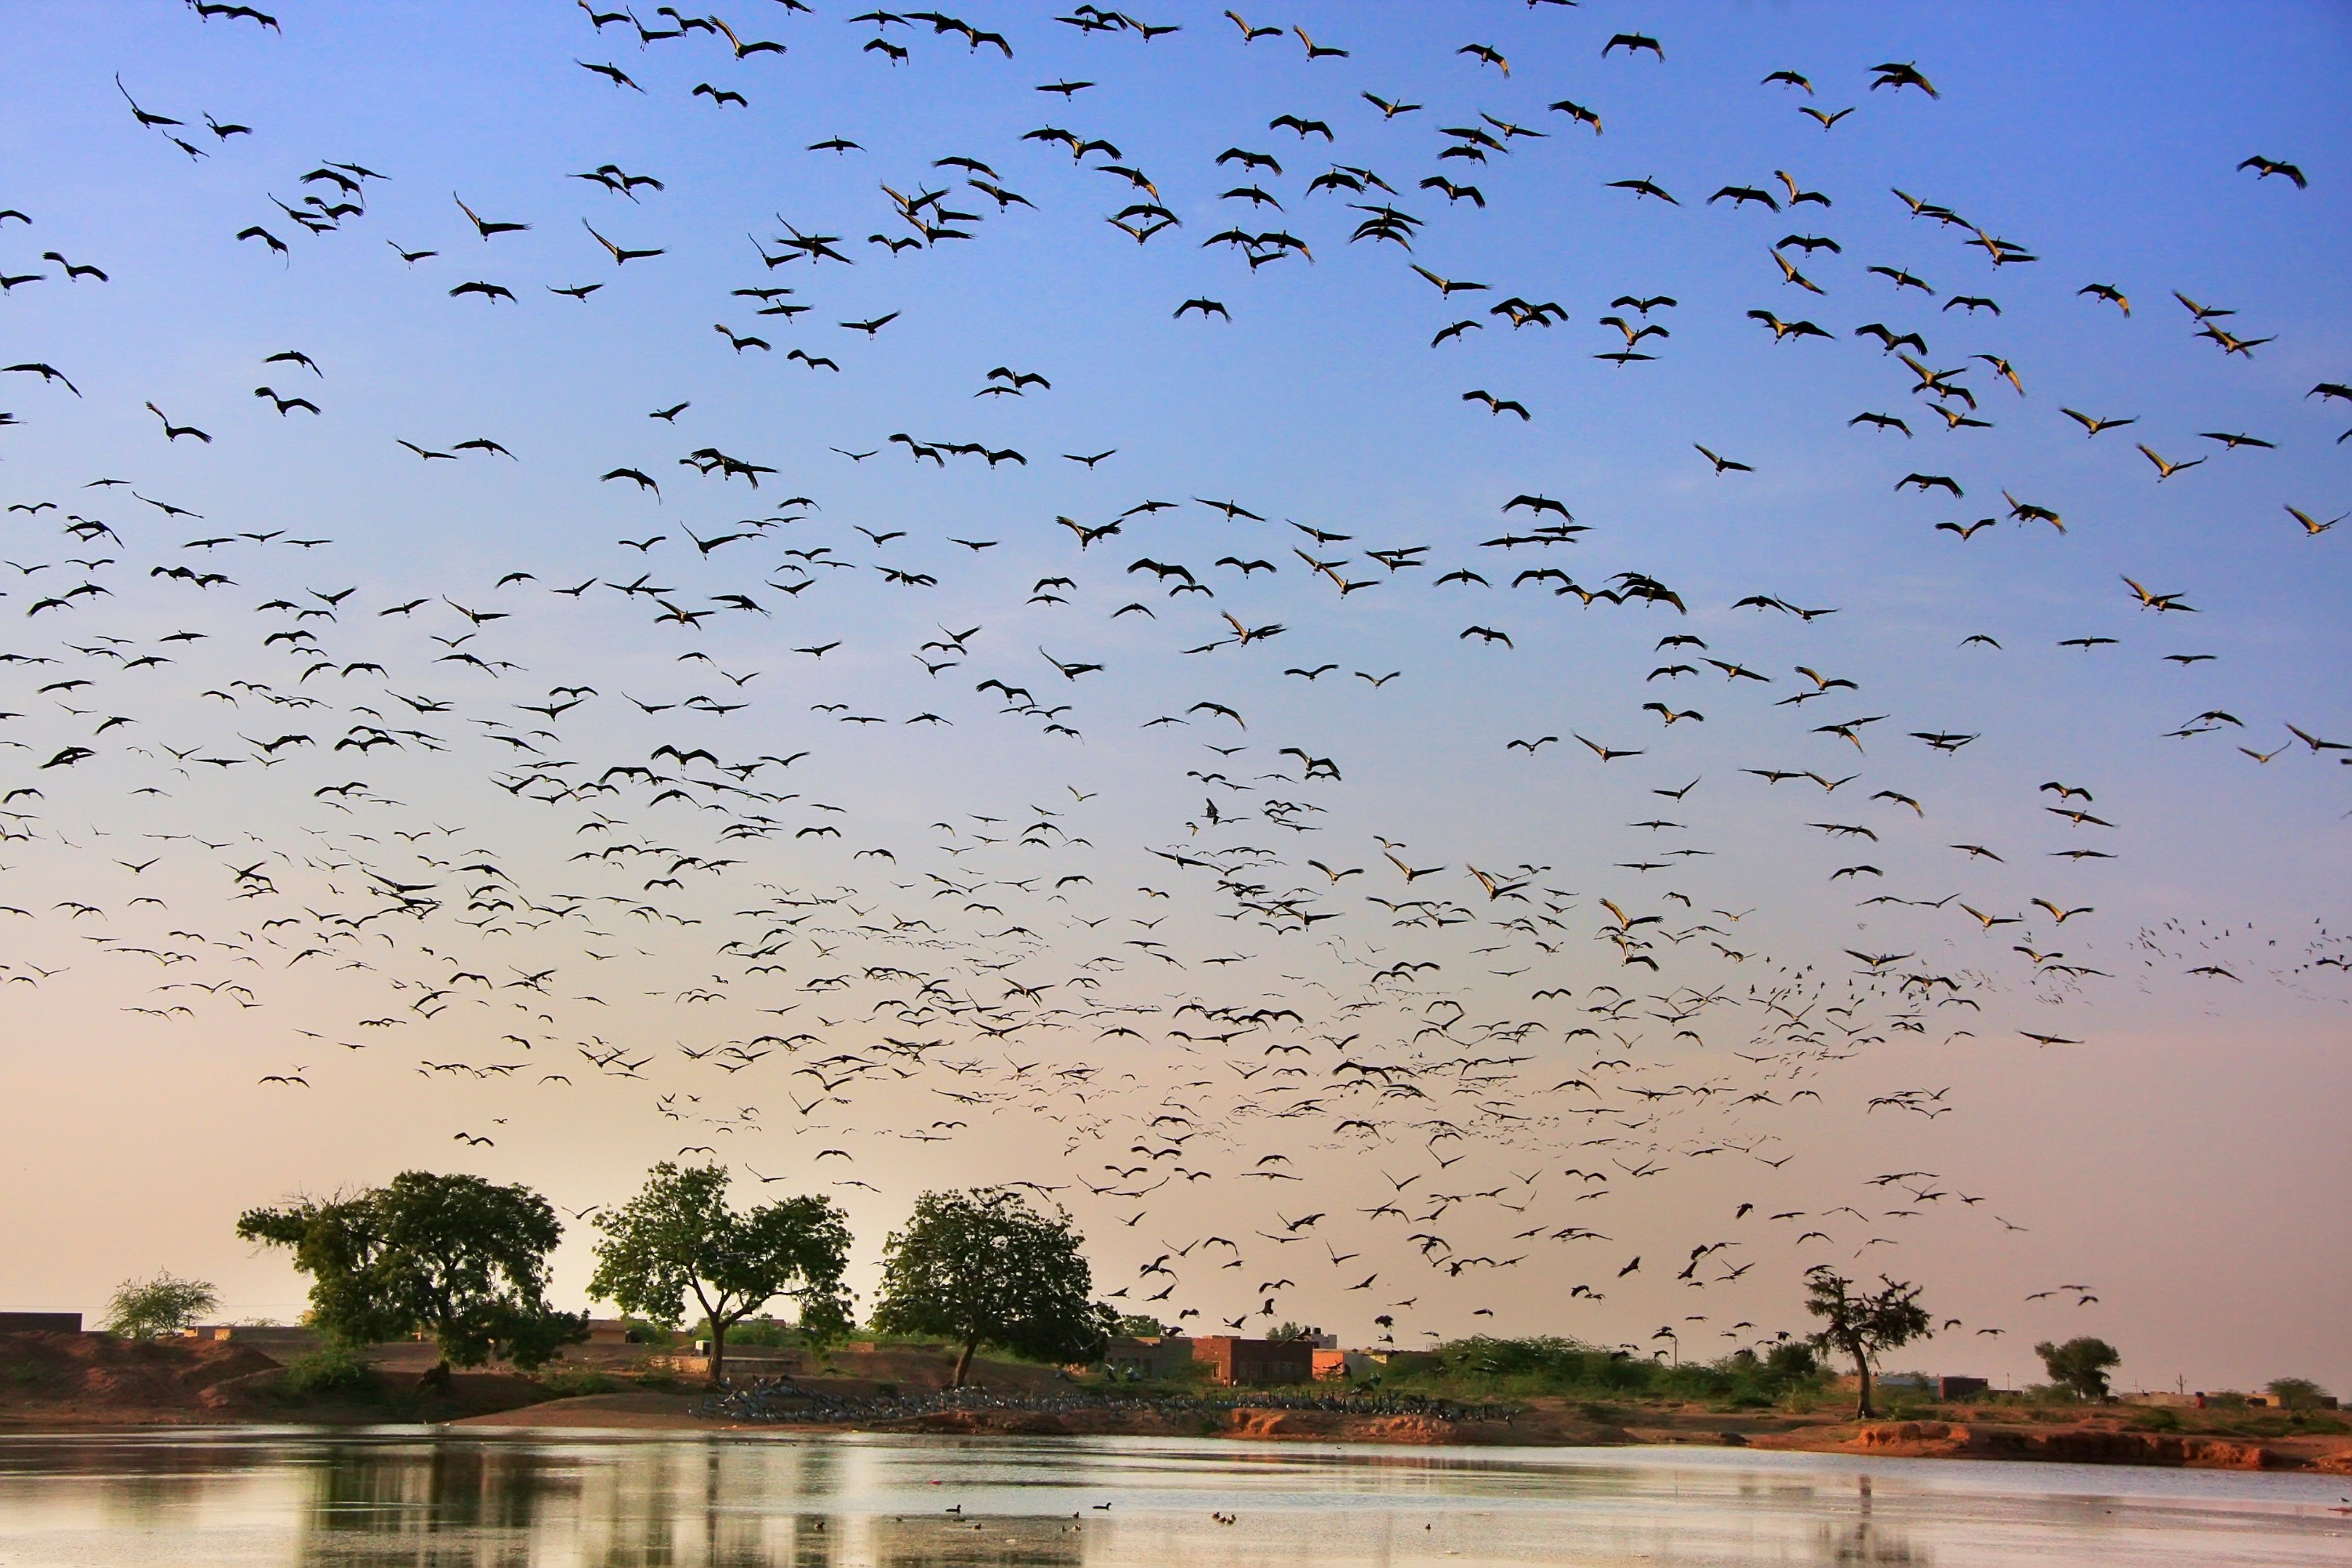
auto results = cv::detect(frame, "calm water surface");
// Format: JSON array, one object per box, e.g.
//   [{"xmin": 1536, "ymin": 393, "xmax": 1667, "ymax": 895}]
[{"xmin": 0, "ymin": 1428, "xmax": 2344, "ymax": 1567}]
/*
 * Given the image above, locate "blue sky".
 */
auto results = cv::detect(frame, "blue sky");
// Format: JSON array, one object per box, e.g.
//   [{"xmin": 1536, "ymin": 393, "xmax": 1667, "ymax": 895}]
[{"xmin": 1, "ymin": 2, "xmax": 2347, "ymax": 1388}]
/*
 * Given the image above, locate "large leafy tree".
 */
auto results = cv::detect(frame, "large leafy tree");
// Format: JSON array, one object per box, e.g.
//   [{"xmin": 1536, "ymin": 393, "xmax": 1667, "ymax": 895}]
[
  {"xmin": 589, "ymin": 1163, "xmax": 852, "ymax": 1386},
  {"xmin": 870, "ymin": 1188, "xmax": 1112, "ymax": 1387},
  {"xmin": 237, "ymin": 1171, "xmax": 585, "ymax": 1383},
  {"xmin": 1804, "ymin": 1269, "xmax": 1933, "ymax": 1418},
  {"xmin": 2036, "ymin": 1337, "xmax": 2122, "ymax": 1401}
]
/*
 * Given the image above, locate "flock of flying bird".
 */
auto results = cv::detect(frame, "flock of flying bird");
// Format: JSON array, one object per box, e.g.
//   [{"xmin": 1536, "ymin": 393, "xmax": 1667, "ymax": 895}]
[{"xmin": 1, "ymin": 4, "xmax": 2344, "ymax": 1359}]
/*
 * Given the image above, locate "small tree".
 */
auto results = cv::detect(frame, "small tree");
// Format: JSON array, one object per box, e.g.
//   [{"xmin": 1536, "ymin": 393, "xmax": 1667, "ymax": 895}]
[
  {"xmin": 869, "ymin": 1188, "xmax": 1112, "ymax": 1387},
  {"xmin": 1112, "ymin": 1314, "xmax": 1168, "ymax": 1339},
  {"xmin": 2265, "ymin": 1377, "xmax": 2328, "ymax": 1410},
  {"xmin": 1804, "ymin": 1269, "xmax": 1933, "ymax": 1418},
  {"xmin": 2036, "ymin": 1338, "xmax": 2121, "ymax": 1401},
  {"xmin": 237, "ymin": 1171, "xmax": 585, "ymax": 1385},
  {"xmin": 103, "ymin": 1270, "xmax": 219, "ymax": 1338},
  {"xmin": 589, "ymin": 1163, "xmax": 852, "ymax": 1386}
]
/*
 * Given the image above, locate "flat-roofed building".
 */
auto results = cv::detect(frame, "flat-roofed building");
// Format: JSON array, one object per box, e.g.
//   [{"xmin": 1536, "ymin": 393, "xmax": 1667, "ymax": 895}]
[
  {"xmin": 1191, "ymin": 1335, "xmax": 1313, "ymax": 1387},
  {"xmin": 1101, "ymin": 1336, "xmax": 1196, "ymax": 1379}
]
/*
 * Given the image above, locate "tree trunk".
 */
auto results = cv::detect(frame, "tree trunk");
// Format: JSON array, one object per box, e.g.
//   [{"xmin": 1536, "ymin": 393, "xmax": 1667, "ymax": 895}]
[
  {"xmin": 1852, "ymin": 1349, "xmax": 1874, "ymax": 1420},
  {"xmin": 952, "ymin": 1338, "xmax": 977, "ymax": 1388},
  {"xmin": 709, "ymin": 1321, "xmax": 728, "ymax": 1388}
]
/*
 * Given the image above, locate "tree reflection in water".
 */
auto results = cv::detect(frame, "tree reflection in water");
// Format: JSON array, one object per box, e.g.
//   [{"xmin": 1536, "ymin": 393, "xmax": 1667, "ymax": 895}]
[
  {"xmin": 1815, "ymin": 1472, "xmax": 1922, "ymax": 1566},
  {"xmin": 0, "ymin": 1430, "xmax": 2336, "ymax": 1568}
]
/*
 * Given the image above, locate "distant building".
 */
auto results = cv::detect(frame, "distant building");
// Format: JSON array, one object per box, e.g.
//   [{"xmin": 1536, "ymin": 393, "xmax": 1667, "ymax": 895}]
[
  {"xmin": 0, "ymin": 1313, "xmax": 80, "ymax": 1334},
  {"xmin": 1312, "ymin": 1348, "xmax": 1375, "ymax": 1381},
  {"xmin": 1101, "ymin": 1336, "xmax": 1196, "ymax": 1379},
  {"xmin": 2244, "ymin": 1392, "xmax": 2338, "ymax": 1410},
  {"xmin": 1937, "ymin": 1376, "xmax": 1990, "ymax": 1400},
  {"xmin": 585, "ymin": 1319, "xmax": 656, "ymax": 1345},
  {"xmin": 1835, "ymin": 1371, "xmax": 1933, "ymax": 1395},
  {"xmin": 1190, "ymin": 1335, "xmax": 1313, "ymax": 1387}
]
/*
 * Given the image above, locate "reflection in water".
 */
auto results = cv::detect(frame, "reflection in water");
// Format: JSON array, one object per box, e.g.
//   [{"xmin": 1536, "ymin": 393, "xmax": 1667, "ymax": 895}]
[
  {"xmin": 0, "ymin": 1430, "xmax": 2341, "ymax": 1568},
  {"xmin": 304, "ymin": 1436, "xmax": 572, "ymax": 1566},
  {"xmin": 1817, "ymin": 1470, "xmax": 1922, "ymax": 1566}
]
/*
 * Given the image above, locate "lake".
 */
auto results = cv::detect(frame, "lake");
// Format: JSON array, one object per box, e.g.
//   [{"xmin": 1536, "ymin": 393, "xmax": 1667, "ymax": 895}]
[{"xmin": 0, "ymin": 1429, "xmax": 2344, "ymax": 1566}]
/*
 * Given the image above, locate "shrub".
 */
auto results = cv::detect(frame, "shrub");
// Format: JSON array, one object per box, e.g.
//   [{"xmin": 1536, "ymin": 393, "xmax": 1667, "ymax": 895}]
[
  {"xmin": 102, "ymin": 1271, "xmax": 218, "ymax": 1338},
  {"xmin": 722, "ymin": 1318, "xmax": 798, "ymax": 1349},
  {"xmin": 1388, "ymin": 1336, "xmax": 1824, "ymax": 1409},
  {"xmin": 280, "ymin": 1345, "xmax": 379, "ymax": 1397},
  {"xmin": 535, "ymin": 1365, "xmax": 620, "ymax": 1398}
]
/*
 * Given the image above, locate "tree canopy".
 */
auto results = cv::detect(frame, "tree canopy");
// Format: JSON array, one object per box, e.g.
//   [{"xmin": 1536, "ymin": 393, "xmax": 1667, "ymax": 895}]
[
  {"xmin": 869, "ymin": 1188, "xmax": 1112, "ymax": 1386},
  {"xmin": 589, "ymin": 1163, "xmax": 851, "ymax": 1385},
  {"xmin": 2265, "ymin": 1377, "xmax": 2329, "ymax": 1410},
  {"xmin": 1804, "ymin": 1269, "xmax": 1932, "ymax": 1417},
  {"xmin": 237, "ymin": 1170, "xmax": 584, "ymax": 1379},
  {"xmin": 2036, "ymin": 1337, "xmax": 2122, "ymax": 1401},
  {"xmin": 102, "ymin": 1270, "xmax": 218, "ymax": 1338}
]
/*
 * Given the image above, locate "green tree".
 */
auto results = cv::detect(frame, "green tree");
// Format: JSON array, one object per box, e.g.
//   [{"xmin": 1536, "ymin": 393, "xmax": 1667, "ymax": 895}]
[
  {"xmin": 102, "ymin": 1269, "xmax": 219, "ymax": 1338},
  {"xmin": 1804, "ymin": 1269, "xmax": 1933, "ymax": 1418},
  {"xmin": 869, "ymin": 1188, "xmax": 1112, "ymax": 1387},
  {"xmin": 1112, "ymin": 1314, "xmax": 1168, "ymax": 1339},
  {"xmin": 2265, "ymin": 1377, "xmax": 2328, "ymax": 1410},
  {"xmin": 2036, "ymin": 1337, "xmax": 2121, "ymax": 1401},
  {"xmin": 588, "ymin": 1163, "xmax": 852, "ymax": 1386},
  {"xmin": 237, "ymin": 1171, "xmax": 585, "ymax": 1384}
]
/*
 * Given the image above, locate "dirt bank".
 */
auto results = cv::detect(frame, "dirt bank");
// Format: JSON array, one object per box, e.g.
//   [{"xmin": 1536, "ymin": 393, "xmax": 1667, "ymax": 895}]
[
  {"xmin": 452, "ymin": 1392, "xmax": 1622, "ymax": 1446},
  {"xmin": 0, "ymin": 1331, "xmax": 554, "ymax": 1428},
  {"xmin": 9, "ymin": 1334, "xmax": 2349, "ymax": 1473},
  {"xmin": 1751, "ymin": 1416, "xmax": 2352, "ymax": 1473}
]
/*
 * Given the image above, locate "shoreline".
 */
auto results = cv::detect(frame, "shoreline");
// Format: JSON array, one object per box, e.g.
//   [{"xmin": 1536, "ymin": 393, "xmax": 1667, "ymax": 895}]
[
  {"xmin": 450, "ymin": 1393, "xmax": 2352, "ymax": 1472},
  {"xmin": 4, "ymin": 1332, "xmax": 2345, "ymax": 1475},
  {"xmin": 8, "ymin": 1392, "xmax": 2348, "ymax": 1475}
]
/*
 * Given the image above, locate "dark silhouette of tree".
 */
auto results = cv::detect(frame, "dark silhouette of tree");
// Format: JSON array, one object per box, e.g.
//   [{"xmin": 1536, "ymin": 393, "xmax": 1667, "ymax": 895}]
[
  {"xmin": 590, "ymin": 1163, "xmax": 851, "ymax": 1386},
  {"xmin": 2265, "ymin": 1377, "xmax": 2328, "ymax": 1410},
  {"xmin": 869, "ymin": 1188, "xmax": 1112, "ymax": 1386},
  {"xmin": 1804, "ymin": 1268, "xmax": 1932, "ymax": 1417},
  {"xmin": 2037, "ymin": 1336, "xmax": 2121, "ymax": 1401},
  {"xmin": 238, "ymin": 1171, "xmax": 584, "ymax": 1384}
]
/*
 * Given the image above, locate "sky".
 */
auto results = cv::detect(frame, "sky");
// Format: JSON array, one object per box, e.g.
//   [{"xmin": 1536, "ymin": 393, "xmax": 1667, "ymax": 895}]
[{"xmin": 0, "ymin": 2, "xmax": 2347, "ymax": 1394}]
